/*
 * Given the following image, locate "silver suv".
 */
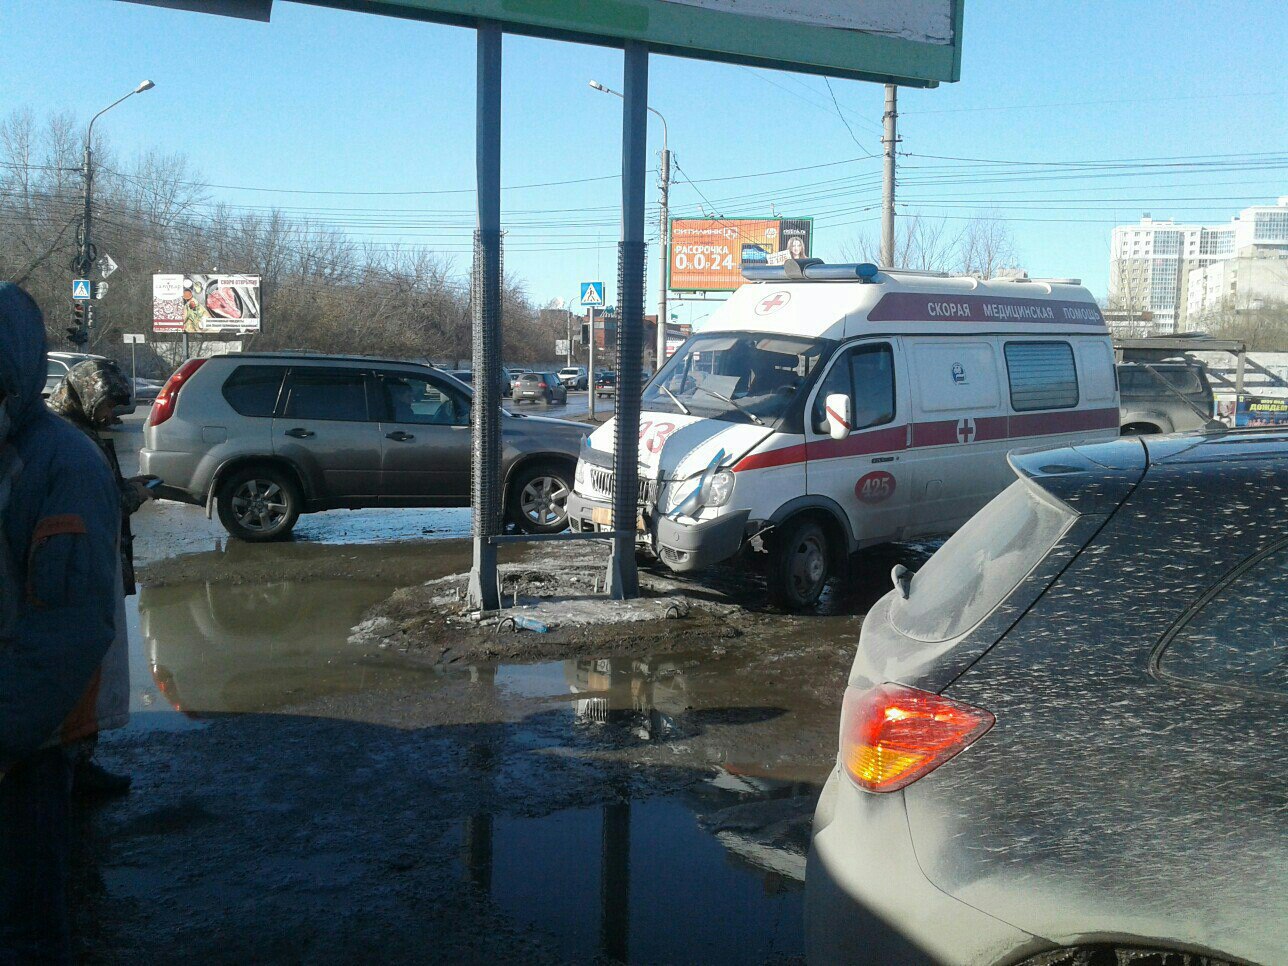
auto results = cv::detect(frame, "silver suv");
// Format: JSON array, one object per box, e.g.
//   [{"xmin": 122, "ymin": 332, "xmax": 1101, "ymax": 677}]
[{"xmin": 141, "ymin": 353, "xmax": 587, "ymax": 541}]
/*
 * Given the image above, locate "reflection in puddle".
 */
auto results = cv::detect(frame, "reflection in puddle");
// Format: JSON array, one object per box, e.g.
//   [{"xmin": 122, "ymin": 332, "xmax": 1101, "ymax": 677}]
[
  {"xmin": 133, "ymin": 579, "xmax": 440, "ymax": 722},
  {"xmin": 465, "ymin": 786, "xmax": 804, "ymax": 964}
]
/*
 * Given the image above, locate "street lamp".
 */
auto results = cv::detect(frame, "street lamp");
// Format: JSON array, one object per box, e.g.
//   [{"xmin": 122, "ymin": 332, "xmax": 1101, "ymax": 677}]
[
  {"xmin": 589, "ymin": 79, "xmax": 670, "ymax": 373},
  {"xmin": 73, "ymin": 80, "xmax": 155, "ymax": 346}
]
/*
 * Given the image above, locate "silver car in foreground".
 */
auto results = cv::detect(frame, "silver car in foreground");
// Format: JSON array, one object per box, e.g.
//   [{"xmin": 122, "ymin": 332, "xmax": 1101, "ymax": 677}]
[{"xmin": 141, "ymin": 352, "xmax": 588, "ymax": 541}]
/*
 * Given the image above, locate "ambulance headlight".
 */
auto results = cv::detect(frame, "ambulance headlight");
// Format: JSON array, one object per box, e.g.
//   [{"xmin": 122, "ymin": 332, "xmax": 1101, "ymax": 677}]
[{"xmin": 701, "ymin": 469, "xmax": 735, "ymax": 508}]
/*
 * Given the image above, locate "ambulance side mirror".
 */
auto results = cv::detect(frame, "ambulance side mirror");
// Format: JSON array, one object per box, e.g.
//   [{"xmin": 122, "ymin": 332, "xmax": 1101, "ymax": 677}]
[{"xmin": 825, "ymin": 393, "xmax": 852, "ymax": 441}]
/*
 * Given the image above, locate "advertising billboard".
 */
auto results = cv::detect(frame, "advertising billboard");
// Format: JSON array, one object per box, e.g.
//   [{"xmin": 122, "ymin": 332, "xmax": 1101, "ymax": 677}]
[
  {"xmin": 669, "ymin": 218, "xmax": 813, "ymax": 292},
  {"xmin": 301, "ymin": 0, "xmax": 963, "ymax": 86},
  {"xmin": 153, "ymin": 274, "xmax": 261, "ymax": 334}
]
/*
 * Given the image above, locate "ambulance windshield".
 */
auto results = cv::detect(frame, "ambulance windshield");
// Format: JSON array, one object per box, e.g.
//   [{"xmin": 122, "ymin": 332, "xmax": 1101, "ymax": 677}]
[{"xmin": 645, "ymin": 332, "xmax": 834, "ymax": 427}]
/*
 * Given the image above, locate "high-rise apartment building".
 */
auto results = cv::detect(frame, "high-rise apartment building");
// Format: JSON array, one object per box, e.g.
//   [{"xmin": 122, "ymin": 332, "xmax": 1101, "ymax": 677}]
[{"xmin": 1109, "ymin": 197, "xmax": 1288, "ymax": 332}]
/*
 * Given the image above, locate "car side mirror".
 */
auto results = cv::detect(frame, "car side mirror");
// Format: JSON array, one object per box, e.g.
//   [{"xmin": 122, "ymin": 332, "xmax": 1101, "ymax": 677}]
[
  {"xmin": 891, "ymin": 564, "xmax": 911, "ymax": 600},
  {"xmin": 825, "ymin": 393, "xmax": 852, "ymax": 441}
]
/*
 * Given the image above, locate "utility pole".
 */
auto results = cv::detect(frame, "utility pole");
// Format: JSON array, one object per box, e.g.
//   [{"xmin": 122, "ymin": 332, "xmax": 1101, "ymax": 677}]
[
  {"xmin": 657, "ymin": 144, "xmax": 670, "ymax": 372},
  {"xmin": 880, "ymin": 83, "xmax": 898, "ymax": 268},
  {"xmin": 76, "ymin": 81, "xmax": 155, "ymax": 347}
]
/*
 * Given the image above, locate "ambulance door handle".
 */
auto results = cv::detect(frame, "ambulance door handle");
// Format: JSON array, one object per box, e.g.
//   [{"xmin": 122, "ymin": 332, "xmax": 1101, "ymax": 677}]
[{"xmin": 906, "ymin": 423, "xmax": 913, "ymax": 447}]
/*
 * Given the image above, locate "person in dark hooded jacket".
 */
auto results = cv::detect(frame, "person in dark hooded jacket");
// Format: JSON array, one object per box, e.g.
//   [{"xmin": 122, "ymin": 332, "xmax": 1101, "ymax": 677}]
[
  {"xmin": 0, "ymin": 284, "xmax": 120, "ymax": 962},
  {"xmin": 48, "ymin": 359, "xmax": 155, "ymax": 798}
]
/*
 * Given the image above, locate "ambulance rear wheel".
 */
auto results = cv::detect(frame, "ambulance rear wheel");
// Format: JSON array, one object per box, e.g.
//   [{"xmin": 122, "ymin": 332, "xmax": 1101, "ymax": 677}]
[{"xmin": 767, "ymin": 517, "xmax": 832, "ymax": 610}]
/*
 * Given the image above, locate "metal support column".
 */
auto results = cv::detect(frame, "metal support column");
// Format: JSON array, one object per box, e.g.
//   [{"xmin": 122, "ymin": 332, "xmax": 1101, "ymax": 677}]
[
  {"xmin": 606, "ymin": 42, "xmax": 648, "ymax": 600},
  {"xmin": 468, "ymin": 22, "xmax": 504, "ymax": 612}
]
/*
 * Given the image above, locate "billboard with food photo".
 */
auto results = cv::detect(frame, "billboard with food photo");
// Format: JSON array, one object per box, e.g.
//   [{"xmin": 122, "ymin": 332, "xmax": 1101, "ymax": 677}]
[
  {"xmin": 668, "ymin": 218, "xmax": 813, "ymax": 292},
  {"xmin": 153, "ymin": 274, "xmax": 261, "ymax": 334}
]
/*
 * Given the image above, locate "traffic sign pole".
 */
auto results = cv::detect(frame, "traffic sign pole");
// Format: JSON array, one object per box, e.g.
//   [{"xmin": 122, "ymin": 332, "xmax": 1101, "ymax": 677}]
[{"xmin": 588, "ymin": 306, "xmax": 596, "ymax": 422}]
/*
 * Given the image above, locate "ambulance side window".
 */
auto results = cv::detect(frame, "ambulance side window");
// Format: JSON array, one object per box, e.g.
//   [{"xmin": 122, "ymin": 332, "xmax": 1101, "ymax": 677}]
[
  {"xmin": 812, "ymin": 355, "xmax": 851, "ymax": 433},
  {"xmin": 812, "ymin": 343, "xmax": 895, "ymax": 433},
  {"xmin": 850, "ymin": 344, "xmax": 896, "ymax": 430}
]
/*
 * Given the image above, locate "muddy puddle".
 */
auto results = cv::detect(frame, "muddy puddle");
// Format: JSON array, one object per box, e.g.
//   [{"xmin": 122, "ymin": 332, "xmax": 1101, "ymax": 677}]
[
  {"xmin": 106, "ymin": 573, "xmax": 840, "ymax": 961},
  {"xmin": 470, "ymin": 787, "xmax": 805, "ymax": 963}
]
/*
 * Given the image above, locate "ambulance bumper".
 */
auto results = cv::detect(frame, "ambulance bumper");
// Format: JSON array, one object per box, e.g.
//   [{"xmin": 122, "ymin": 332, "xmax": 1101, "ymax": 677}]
[{"xmin": 655, "ymin": 509, "xmax": 750, "ymax": 573}]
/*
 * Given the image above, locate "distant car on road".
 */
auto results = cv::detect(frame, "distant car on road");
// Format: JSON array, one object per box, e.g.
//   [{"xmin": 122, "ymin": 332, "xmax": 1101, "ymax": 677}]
[
  {"xmin": 808, "ymin": 430, "xmax": 1288, "ymax": 966},
  {"xmin": 594, "ymin": 371, "xmax": 616, "ymax": 397},
  {"xmin": 1118, "ymin": 360, "xmax": 1216, "ymax": 435},
  {"xmin": 45, "ymin": 351, "xmax": 136, "ymax": 415},
  {"xmin": 132, "ymin": 378, "xmax": 164, "ymax": 405},
  {"xmin": 513, "ymin": 371, "xmax": 568, "ymax": 406},
  {"xmin": 140, "ymin": 353, "xmax": 587, "ymax": 541},
  {"xmin": 557, "ymin": 366, "xmax": 588, "ymax": 390}
]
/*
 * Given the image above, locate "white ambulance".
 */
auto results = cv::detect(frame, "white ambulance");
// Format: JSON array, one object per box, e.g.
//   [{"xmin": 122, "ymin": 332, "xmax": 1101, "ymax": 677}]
[{"xmin": 567, "ymin": 261, "xmax": 1119, "ymax": 608}]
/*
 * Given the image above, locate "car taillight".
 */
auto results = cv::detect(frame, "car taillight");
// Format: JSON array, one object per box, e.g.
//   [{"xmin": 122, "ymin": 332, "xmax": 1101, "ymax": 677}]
[
  {"xmin": 840, "ymin": 683, "xmax": 994, "ymax": 793},
  {"xmin": 538, "ymin": 381, "xmax": 547, "ymax": 388},
  {"xmin": 149, "ymin": 358, "xmax": 207, "ymax": 427}
]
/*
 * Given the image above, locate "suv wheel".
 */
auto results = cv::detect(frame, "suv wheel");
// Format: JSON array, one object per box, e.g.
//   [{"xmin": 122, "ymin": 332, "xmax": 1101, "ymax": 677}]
[
  {"xmin": 767, "ymin": 516, "xmax": 832, "ymax": 610},
  {"xmin": 508, "ymin": 463, "xmax": 573, "ymax": 534},
  {"xmin": 217, "ymin": 466, "xmax": 301, "ymax": 542}
]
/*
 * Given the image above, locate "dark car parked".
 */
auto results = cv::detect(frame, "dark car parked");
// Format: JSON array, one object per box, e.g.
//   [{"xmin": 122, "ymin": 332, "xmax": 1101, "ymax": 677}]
[
  {"xmin": 140, "ymin": 353, "xmax": 587, "ymax": 541},
  {"xmin": 1118, "ymin": 360, "xmax": 1217, "ymax": 435},
  {"xmin": 513, "ymin": 371, "xmax": 567, "ymax": 405},
  {"xmin": 594, "ymin": 370, "xmax": 616, "ymax": 397},
  {"xmin": 808, "ymin": 429, "xmax": 1287, "ymax": 966}
]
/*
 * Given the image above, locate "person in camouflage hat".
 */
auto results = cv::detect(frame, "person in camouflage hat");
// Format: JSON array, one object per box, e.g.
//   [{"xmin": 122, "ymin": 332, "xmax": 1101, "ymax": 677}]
[{"xmin": 48, "ymin": 359, "xmax": 156, "ymax": 799}]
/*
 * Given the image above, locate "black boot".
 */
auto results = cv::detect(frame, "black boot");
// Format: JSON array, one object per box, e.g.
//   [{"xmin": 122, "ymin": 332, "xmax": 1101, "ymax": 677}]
[{"xmin": 73, "ymin": 758, "xmax": 132, "ymax": 798}]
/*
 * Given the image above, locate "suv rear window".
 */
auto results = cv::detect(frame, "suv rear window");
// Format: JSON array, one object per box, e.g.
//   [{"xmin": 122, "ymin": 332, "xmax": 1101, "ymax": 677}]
[
  {"xmin": 891, "ymin": 481, "xmax": 1075, "ymax": 643},
  {"xmin": 222, "ymin": 365, "xmax": 286, "ymax": 417},
  {"xmin": 1119, "ymin": 365, "xmax": 1205, "ymax": 395},
  {"xmin": 1158, "ymin": 544, "xmax": 1288, "ymax": 699},
  {"xmin": 281, "ymin": 368, "xmax": 370, "ymax": 422},
  {"xmin": 1005, "ymin": 342, "xmax": 1078, "ymax": 411}
]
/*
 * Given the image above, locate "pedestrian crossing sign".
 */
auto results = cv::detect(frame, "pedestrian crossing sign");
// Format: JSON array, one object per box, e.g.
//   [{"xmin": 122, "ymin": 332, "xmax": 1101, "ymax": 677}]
[
  {"xmin": 580, "ymin": 281, "xmax": 604, "ymax": 307},
  {"xmin": 72, "ymin": 279, "xmax": 92, "ymax": 300}
]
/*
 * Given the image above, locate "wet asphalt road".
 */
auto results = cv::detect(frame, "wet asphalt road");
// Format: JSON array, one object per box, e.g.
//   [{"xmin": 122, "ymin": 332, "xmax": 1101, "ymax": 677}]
[{"xmin": 76, "ymin": 403, "xmax": 882, "ymax": 964}]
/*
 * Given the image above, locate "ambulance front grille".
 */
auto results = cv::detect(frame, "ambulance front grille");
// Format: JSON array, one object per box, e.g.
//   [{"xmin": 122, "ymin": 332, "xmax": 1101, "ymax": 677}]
[{"xmin": 587, "ymin": 466, "xmax": 656, "ymax": 505}]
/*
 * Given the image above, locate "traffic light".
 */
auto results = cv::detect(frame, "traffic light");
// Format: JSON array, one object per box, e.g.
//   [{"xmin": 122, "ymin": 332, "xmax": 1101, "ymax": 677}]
[
  {"xmin": 581, "ymin": 322, "xmax": 590, "ymax": 344},
  {"xmin": 67, "ymin": 303, "xmax": 89, "ymax": 347}
]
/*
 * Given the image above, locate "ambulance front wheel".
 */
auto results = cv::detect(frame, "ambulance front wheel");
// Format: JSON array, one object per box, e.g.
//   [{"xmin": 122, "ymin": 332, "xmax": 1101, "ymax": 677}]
[{"xmin": 767, "ymin": 516, "xmax": 832, "ymax": 610}]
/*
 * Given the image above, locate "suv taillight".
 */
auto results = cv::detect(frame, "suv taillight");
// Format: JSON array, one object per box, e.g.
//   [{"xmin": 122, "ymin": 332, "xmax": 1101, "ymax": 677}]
[
  {"xmin": 538, "ymin": 381, "xmax": 547, "ymax": 388},
  {"xmin": 149, "ymin": 358, "xmax": 207, "ymax": 427},
  {"xmin": 840, "ymin": 683, "xmax": 994, "ymax": 793}
]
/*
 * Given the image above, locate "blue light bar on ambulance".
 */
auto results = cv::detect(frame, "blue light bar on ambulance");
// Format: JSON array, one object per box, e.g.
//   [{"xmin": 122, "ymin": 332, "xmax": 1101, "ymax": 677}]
[{"xmin": 741, "ymin": 260, "xmax": 881, "ymax": 283}]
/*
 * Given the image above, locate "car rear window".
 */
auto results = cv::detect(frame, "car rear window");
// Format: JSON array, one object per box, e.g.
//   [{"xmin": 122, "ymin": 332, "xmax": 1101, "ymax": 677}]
[
  {"xmin": 281, "ymin": 368, "xmax": 370, "ymax": 422},
  {"xmin": 891, "ymin": 480, "xmax": 1075, "ymax": 643},
  {"xmin": 1005, "ymin": 342, "xmax": 1078, "ymax": 411},
  {"xmin": 222, "ymin": 365, "xmax": 287, "ymax": 417},
  {"xmin": 1158, "ymin": 544, "xmax": 1288, "ymax": 699},
  {"xmin": 1119, "ymin": 365, "xmax": 1204, "ymax": 395}
]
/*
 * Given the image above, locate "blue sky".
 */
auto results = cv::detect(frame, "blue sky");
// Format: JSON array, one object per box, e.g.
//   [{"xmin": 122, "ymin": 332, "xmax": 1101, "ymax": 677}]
[{"xmin": 1, "ymin": 0, "xmax": 1285, "ymax": 328}]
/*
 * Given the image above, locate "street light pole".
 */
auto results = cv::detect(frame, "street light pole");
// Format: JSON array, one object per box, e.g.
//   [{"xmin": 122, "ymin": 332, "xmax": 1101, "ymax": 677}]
[
  {"xmin": 76, "ymin": 80, "xmax": 155, "ymax": 346},
  {"xmin": 589, "ymin": 80, "xmax": 669, "ymax": 372}
]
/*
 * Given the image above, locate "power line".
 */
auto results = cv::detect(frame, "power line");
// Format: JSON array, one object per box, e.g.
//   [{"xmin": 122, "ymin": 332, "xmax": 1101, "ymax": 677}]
[
  {"xmin": 823, "ymin": 77, "xmax": 877, "ymax": 158},
  {"xmin": 902, "ymin": 90, "xmax": 1288, "ymax": 115}
]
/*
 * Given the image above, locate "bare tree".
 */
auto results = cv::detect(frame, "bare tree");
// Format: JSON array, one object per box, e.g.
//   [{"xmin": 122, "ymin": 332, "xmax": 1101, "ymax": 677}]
[{"xmin": 839, "ymin": 212, "xmax": 1015, "ymax": 276}]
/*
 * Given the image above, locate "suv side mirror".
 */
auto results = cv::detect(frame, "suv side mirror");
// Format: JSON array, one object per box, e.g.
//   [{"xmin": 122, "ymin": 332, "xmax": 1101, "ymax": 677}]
[{"xmin": 825, "ymin": 393, "xmax": 852, "ymax": 441}]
